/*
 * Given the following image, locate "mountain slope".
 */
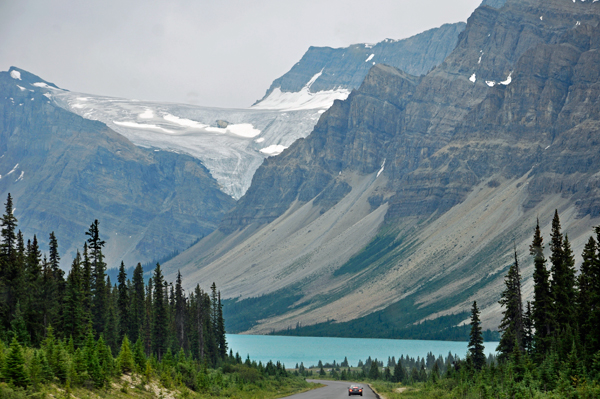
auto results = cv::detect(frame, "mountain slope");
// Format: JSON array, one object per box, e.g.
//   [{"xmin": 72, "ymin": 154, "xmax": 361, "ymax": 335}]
[
  {"xmin": 0, "ymin": 67, "xmax": 235, "ymax": 267},
  {"xmin": 165, "ymin": 0, "xmax": 600, "ymax": 335}
]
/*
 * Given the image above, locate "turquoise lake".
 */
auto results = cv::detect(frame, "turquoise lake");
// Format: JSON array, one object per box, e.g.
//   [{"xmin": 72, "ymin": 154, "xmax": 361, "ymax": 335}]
[{"xmin": 227, "ymin": 334, "xmax": 499, "ymax": 367}]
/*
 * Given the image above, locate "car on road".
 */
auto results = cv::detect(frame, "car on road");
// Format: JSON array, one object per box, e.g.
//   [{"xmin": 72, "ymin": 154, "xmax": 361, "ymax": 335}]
[{"xmin": 348, "ymin": 385, "xmax": 363, "ymax": 396}]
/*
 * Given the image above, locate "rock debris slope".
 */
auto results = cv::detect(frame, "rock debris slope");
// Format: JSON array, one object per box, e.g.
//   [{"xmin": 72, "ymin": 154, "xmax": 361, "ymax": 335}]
[{"xmin": 165, "ymin": 0, "xmax": 600, "ymax": 335}]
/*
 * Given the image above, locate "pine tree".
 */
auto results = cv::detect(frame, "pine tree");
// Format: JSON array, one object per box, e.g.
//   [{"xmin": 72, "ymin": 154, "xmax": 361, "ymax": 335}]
[
  {"xmin": 468, "ymin": 301, "xmax": 486, "ymax": 370},
  {"xmin": 590, "ymin": 226, "xmax": 600, "ymax": 356},
  {"xmin": 63, "ymin": 251, "xmax": 85, "ymax": 345},
  {"xmin": 530, "ymin": 220, "xmax": 553, "ymax": 358},
  {"xmin": 117, "ymin": 261, "xmax": 130, "ymax": 342},
  {"xmin": 549, "ymin": 211, "xmax": 577, "ymax": 336},
  {"xmin": 105, "ymin": 279, "xmax": 120, "ymax": 354},
  {"xmin": 118, "ymin": 335, "xmax": 135, "ymax": 373},
  {"xmin": 26, "ymin": 235, "xmax": 44, "ymax": 345},
  {"xmin": 130, "ymin": 263, "xmax": 145, "ymax": 341},
  {"xmin": 4, "ymin": 337, "xmax": 29, "ymax": 387},
  {"xmin": 497, "ymin": 249, "xmax": 524, "ymax": 361},
  {"xmin": 576, "ymin": 236, "xmax": 595, "ymax": 355},
  {"xmin": 523, "ymin": 302, "xmax": 533, "ymax": 355},
  {"xmin": 217, "ymin": 291, "xmax": 227, "ymax": 358},
  {"xmin": 0, "ymin": 194, "xmax": 18, "ymax": 262},
  {"xmin": 9, "ymin": 301, "xmax": 29, "ymax": 346},
  {"xmin": 152, "ymin": 264, "xmax": 168, "ymax": 360},
  {"xmin": 133, "ymin": 336, "xmax": 146, "ymax": 371},
  {"xmin": 393, "ymin": 359, "xmax": 406, "ymax": 383},
  {"xmin": 29, "ymin": 350, "xmax": 43, "ymax": 389},
  {"xmin": 174, "ymin": 271, "xmax": 185, "ymax": 350},
  {"xmin": 45, "ymin": 232, "xmax": 65, "ymax": 336},
  {"xmin": 81, "ymin": 242, "xmax": 93, "ymax": 326},
  {"xmin": 86, "ymin": 220, "xmax": 107, "ymax": 335}
]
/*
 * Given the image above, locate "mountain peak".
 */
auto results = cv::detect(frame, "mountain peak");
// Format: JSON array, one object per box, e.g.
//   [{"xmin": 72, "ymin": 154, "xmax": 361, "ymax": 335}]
[{"xmin": 6, "ymin": 66, "xmax": 61, "ymax": 90}]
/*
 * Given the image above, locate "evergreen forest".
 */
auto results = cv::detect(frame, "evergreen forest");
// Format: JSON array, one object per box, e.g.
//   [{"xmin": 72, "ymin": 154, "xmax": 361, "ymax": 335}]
[{"xmin": 0, "ymin": 194, "xmax": 309, "ymax": 398}]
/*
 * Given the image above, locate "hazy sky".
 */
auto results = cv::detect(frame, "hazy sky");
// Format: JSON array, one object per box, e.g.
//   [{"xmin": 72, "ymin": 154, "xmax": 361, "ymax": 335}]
[{"xmin": 0, "ymin": 0, "xmax": 482, "ymax": 108}]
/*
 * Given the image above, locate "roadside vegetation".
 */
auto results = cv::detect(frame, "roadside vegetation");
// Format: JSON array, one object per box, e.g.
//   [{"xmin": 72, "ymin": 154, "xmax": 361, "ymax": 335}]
[{"xmin": 0, "ymin": 193, "xmax": 313, "ymax": 398}]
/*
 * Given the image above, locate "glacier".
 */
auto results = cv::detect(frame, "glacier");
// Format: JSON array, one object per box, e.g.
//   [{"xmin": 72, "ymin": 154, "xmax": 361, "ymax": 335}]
[{"xmin": 47, "ymin": 88, "xmax": 333, "ymax": 199}]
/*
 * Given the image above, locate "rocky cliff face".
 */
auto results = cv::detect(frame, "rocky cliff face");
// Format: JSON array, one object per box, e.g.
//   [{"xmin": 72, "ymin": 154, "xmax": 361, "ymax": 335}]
[
  {"xmin": 256, "ymin": 23, "xmax": 465, "ymax": 103},
  {"xmin": 0, "ymin": 68, "xmax": 235, "ymax": 267},
  {"xmin": 166, "ymin": 0, "xmax": 600, "ymax": 335}
]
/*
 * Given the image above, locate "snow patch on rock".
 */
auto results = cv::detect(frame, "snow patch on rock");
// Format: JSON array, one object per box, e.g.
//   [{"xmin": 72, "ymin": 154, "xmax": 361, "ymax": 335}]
[
  {"xmin": 260, "ymin": 145, "xmax": 287, "ymax": 156},
  {"xmin": 10, "ymin": 70, "xmax": 21, "ymax": 80}
]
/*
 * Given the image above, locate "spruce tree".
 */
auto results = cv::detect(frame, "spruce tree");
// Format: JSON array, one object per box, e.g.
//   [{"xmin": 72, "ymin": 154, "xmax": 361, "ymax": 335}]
[
  {"xmin": 217, "ymin": 291, "xmax": 227, "ymax": 358},
  {"xmin": 117, "ymin": 261, "xmax": 130, "ymax": 342},
  {"xmin": 393, "ymin": 359, "xmax": 406, "ymax": 383},
  {"xmin": 523, "ymin": 302, "xmax": 533, "ymax": 355},
  {"xmin": 468, "ymin": 301, "xmax": 486, "ymax": 370},
  {"xmin": 63, "ymin": 251, "xmax": 85, "ymax": 345},
  {"xmin": 497, "ymin": 249, "xmax": 524, "ymax": 361},
  {"xmin": 549, "ymin": 211, "xmax": 577, "ymax": 335},
  {"xmin": 152, "ymin": 264, "xmax": 168, "ymax": 360},
  {"xmin": 590, "ymin": 226, "xmax": 600, "ymax": 356},
  {"xmin": 86, "ymin": 220, "xmax": 107, "ymax": 335},
  {"xmin": 576, "ymin": 236, "xmax": 595, "ymax": 354},
  {"xmin": 174, "ymin": 271, "xmax": 185, "ymax": 349},
  {"xmin": 530, "ymin": 220, "xmax": 553, "ymax": 358},
  {"xmin": 4, "ymin": 337, "xmax": 29, "ymax": 388},
  {"xmin": 81, "ymin": 242, "xmax": 93, "ymax": 326},
  {"xmin": 105, "ymin": 279, "xmax": 120, "ymax": 354},
  {"xmin": 26, "ymin": 235, "xmax": 44, "ymax": 345},
  {"xmin": 130, "ymin": 263, "xmax": 145, "ymax": 342},
  {"xmin": 10, "ymin": 301, "xmax": 29, "ymax": 345},
  {"xmin": 118, "ymin": 335, "xmax": 135, "ymax": 373},
  {"xmin": 0, "ymin": 194, "xmax": 18, "ymax": 262}
]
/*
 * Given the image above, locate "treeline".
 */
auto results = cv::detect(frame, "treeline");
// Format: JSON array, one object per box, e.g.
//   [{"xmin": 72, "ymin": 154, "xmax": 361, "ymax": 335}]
[
  {"xmin": 0, "ymin": 193, "xmax": 232, "ymax": 388},
  {"xmin": 295, "ymin": 352, "xmax": 498, "ymax": 384}
]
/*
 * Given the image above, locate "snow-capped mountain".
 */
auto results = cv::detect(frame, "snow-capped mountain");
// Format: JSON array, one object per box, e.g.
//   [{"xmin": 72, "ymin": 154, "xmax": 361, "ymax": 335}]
[
  {"xmin": 48, "ymin": 88, "xmax": 326, "ymax": 200},
  {"xmin": 1, "ymin": 67, "xmax": 234, "ymax": 267},
  {"xmin": 45, "ymin": 23, "xmax": 466, "ymax": 200}
]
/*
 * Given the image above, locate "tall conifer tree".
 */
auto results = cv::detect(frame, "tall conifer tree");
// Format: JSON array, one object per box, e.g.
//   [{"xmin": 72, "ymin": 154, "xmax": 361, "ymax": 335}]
[
  {"xmin": 530, "ymin": 220, "xmax": 553, "ymax": 358},
  {"xmin": 577, "ymin": 236, "xmax": 595, "ymax": 353},
  {"xmin": 81, "ymin": 242, "xmax": 93, "ymax": 326},
  {"xmin": 468, "ymin": 301, "xmax": 485, "ymax": 370},
  {"xmin": 0, "ymin": 194, "xmax": 17, "ymax": 262},
  {"xmin": 86, "ymin": 220, "xmax": 107, "ymax": 335},
  {"xmin": 497, "ymin": 249, "xmax": 524, "ymax": 361},
  {"xmin": 174, "ymin": 271, "xmax": 185, "ymax": 350},
  {"xmin": 117, "ymin": 261, "xmax": 130, "ymax": 341},
  {"xmin": 152, "ymin": 264, "xmax": 168, "ymax": 360},
  {"xmin": 63, "ymin": 251, "xmax": 85, "ymax": 345},
  {"xmin": 130, "ymin": 263, "xmax": 145, "ymax": 342}
]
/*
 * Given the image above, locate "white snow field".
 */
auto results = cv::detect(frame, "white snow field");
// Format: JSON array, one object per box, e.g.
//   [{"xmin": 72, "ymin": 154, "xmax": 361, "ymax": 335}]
[{"xmin": 47, "ymin": 85, "xmax": 336, "ymax": 199}]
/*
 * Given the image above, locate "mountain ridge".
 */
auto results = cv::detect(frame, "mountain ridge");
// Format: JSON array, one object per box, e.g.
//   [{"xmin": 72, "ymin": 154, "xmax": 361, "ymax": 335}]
[
  {"xmin": 164, "ymin": 0, "xmax": 600, "ymax": 336},
  {"xmin": 1, "ymin": 67, "xmax": 235, "ymax": 267}
]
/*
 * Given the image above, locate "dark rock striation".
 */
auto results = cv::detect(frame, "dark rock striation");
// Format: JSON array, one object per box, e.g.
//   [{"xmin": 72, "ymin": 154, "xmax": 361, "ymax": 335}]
[{"xmin": 0, "ymin": 67, "xmax": 235, "ymax": 267}]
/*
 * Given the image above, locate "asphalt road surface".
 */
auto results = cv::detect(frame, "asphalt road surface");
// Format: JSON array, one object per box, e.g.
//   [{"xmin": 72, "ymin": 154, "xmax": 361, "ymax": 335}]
[{"xmin": 283, "ymin": 380, "xmax": 377, "ymax": 399}]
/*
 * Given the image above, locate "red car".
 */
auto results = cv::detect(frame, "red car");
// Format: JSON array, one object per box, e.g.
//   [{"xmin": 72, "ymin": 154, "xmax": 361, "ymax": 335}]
[{"xmin": 348, "ymin": 385, "xmax": 363, "ymax": 396}]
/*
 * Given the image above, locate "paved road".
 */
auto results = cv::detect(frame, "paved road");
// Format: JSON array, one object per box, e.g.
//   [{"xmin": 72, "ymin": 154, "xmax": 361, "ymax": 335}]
[{"xmin": 283, "ymin": 380, "xmax": 377, "ymax": 399}]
